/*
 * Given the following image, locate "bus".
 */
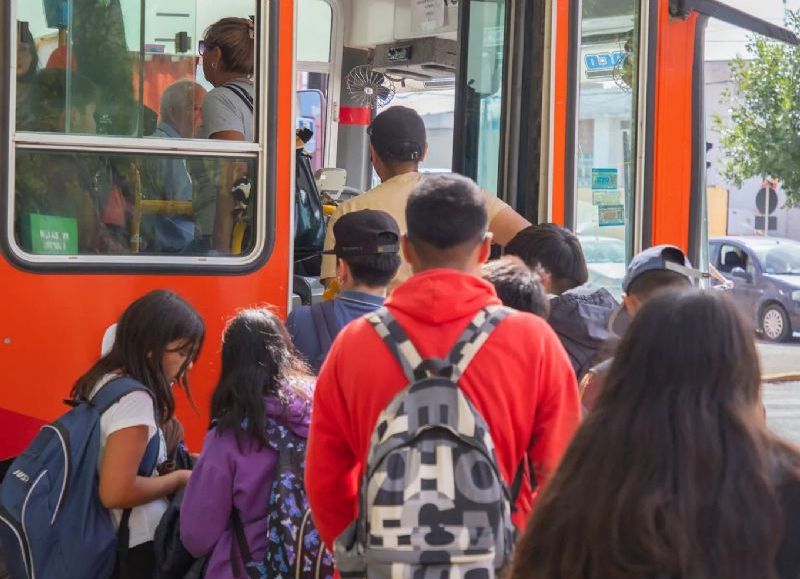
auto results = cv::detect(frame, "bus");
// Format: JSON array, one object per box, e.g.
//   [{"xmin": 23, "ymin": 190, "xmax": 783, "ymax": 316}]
[{"xmin": 1, "ymin": 0, "xmax": 796, "ymax": 450}]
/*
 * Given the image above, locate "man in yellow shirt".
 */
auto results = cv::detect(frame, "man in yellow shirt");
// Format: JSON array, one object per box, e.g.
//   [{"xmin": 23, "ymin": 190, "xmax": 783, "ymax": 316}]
[{"xmin": 321, "ymin": 106, "xmax": 530, "ymax": 289}]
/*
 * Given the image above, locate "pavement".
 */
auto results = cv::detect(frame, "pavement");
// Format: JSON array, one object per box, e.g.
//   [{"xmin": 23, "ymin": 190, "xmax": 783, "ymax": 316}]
[{"xmin": 761, "ymin": 338, "xmax": 800, "ymax": 444}]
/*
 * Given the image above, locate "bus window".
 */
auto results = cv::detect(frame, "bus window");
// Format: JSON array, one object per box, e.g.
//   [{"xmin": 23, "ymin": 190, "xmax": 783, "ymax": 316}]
[
  {"xmin": 14, "ymin": 0, "xmax": 257, "ymax": 140},
  {"xmin": 9, "ymin": 0, "xmax": 270, "ymax": 264},
  {"xmin": 574, "ymin": 0, "xmax": 640, "ymax": 281},
  {"xmin": 14, "ymin": 150, "xmax": 256, "ymax": 256}
]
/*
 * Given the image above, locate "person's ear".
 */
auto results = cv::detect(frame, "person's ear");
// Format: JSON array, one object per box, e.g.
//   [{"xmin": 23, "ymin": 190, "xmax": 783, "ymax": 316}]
[
  {"xmin": 477, "ymin": 232, "xmax": 493, "ymax": 264},
  {"xmin": 623, "ymin": 292, "xmax": 641, "ymax": 316},
  {"xmin": 401, "ymin": 235, "xmax": 421, "ymax": 272},
  {"xmin": 336, "ymin": 258, "xmax": 350, "ymax": 285}
]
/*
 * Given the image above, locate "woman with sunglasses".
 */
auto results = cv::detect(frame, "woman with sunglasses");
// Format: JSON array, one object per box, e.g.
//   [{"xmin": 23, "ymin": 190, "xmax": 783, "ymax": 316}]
[{"xmin": 198, "ymin": 17, "xmax": 255, "ymax": 142}]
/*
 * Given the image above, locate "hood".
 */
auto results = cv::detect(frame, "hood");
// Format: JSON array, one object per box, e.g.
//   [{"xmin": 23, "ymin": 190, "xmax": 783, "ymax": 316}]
[
  {"xmin": 386, "ymin": 269, "xmax": 501, "ymax": 325},
  {"xmin": 265, "ymin": 382, "xmax": 312, "ymax": 437},
  {"xmin": 548, "ymin": 285, "xmax": 619, "ymax": 347}
]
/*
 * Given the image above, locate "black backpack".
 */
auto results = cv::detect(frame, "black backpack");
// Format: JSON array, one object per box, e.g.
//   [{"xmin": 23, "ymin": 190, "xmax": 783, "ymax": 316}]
[{"xmin": 294, "ymin": 148, "xmax": 326, "ymax": 276}]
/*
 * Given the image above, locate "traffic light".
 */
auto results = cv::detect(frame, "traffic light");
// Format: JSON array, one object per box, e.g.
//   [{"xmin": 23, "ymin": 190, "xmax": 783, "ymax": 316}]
[{"xmin": 706, "ymin": 141, "xmax": 713, "ymax": 170}]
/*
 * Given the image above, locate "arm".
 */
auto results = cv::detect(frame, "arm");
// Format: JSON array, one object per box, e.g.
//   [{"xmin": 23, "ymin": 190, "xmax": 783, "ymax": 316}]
[
  {"xmin": 305, "ymin": 341, "xmax": 360, "ymax": 548},
  {"xmin": 527, "ymin": 328, "xmax": 581, "ymax": 498},
  {"xmin": 489, "ymin": 206, "xmax": 531, "ymax": 246},
  {"xmin": 99, "ymin": 425, "xmax": 190, "ymax": 509},
  {"xmin": 179, "ymin": 430, "xmax": 234, "ymax": 557},
  {"xmin": 210, "ymin": 130, "xmax": 246, "ymax": 141}
]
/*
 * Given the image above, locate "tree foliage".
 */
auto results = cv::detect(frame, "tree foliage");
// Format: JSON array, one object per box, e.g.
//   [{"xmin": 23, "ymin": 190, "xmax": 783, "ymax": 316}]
[{"xmin": 714, "ymin": 11, "xmax": 800, "ymax": 207}]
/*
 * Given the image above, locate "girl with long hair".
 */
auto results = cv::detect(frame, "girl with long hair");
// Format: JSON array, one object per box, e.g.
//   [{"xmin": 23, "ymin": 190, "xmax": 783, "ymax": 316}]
[
  {"xmin": 510, "ymin": 289, "xmax": 800, "ymax": 579},
  {"xmin": 71, "ymin": 290, "xmax": 205, "ymax": 578},
  {"xmin": 180, "ymin": 308, "xmax": 314, "ymax": 579}
]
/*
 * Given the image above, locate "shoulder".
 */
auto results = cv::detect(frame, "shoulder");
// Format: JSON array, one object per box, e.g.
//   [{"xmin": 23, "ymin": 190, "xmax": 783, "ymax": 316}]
[
  {"xmin": 203, "ymin": 86, "xmax": 238, "ymax": 112},
  {"xmin": 286, "ymin": 305, "xmax": 312, "ymax": 330},
  {"xmin": 100, "ymin": 389, "xmax": 157, "ymax": 437}
]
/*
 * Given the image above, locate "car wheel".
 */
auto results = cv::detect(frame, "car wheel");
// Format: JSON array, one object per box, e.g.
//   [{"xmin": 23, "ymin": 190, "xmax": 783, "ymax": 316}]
[{"xmin": 761, "ymin": 303, "xmax": 791, "ymax": 342}]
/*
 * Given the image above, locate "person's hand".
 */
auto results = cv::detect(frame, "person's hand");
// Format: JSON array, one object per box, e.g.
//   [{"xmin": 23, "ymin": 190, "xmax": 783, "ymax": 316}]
[{"xmin": 174, "ymin": 469, "xmax": 192, "ymax": 489}]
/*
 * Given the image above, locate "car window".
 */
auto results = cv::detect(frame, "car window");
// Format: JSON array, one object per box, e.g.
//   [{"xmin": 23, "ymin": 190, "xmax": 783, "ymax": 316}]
[
  {"xmin": 753, "ymin": 245, "xmax": 800, "ymax": 275},
  {"xmin": 718, "ymin": 244, "xmax": 748, "ymax": 274}
]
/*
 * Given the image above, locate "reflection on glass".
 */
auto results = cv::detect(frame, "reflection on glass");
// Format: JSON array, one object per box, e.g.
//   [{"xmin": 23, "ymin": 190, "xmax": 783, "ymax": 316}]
[
  {"xmin": 14, "ymin": 0, "xmax": 256, "ymax": 139},
  {"xmin": 15, "ymin": 150, "xmax": 257, "ymax": 256},
  {"xmin": 297, "ymin": 72, "xmax": 330, "ymax": 172},
  {"xmin": 575, "ymin": 0, "xmax": 638, "ymax": 262},
  {"xmin": 463, "ymin": 0, "xmax": 505, "ymax": 194}
]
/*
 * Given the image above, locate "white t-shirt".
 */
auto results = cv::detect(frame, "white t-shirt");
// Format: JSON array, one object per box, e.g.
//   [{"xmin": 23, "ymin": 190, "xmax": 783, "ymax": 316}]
[
  {"xmin": 199, "ymin": 79, "xmax": 254, "ymax": 142},
  {"xmin": 91, "ymin": 374, "xmax": 168, "ymax": 547}
]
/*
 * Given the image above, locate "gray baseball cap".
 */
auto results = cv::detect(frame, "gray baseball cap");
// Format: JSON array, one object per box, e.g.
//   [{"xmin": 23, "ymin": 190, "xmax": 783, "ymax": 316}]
[{"xmin": 622, "ymin": 245, "xmax": 704, "ymax": 292}]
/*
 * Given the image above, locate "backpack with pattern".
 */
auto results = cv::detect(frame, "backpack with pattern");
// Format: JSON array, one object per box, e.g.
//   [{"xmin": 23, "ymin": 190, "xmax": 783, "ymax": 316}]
[
  {"xmin": 333, "ymin": 306, "xmax": 519, "ymax": 579},
  {"xmin": 259, "ymin": 417, "xmax": 334, "ymax": 579}
]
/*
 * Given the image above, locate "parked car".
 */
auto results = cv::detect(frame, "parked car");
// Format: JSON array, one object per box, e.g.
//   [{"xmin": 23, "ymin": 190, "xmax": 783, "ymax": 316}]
[
  {"xmin": 710, "ymin": 236, "xmax": 800, "ymax": 342},
  {"xmin": 579, "ymin": 235, "xmax": 626, "ymax": 299}
]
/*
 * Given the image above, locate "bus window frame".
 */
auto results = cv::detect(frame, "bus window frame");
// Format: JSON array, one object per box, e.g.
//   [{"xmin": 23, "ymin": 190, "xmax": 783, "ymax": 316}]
[
  {"xmin": 296, "ymin": 0, "xmax": 342, "ymax": 170},
  {"xmin": 1, "ymin": 0, "xmax": 279, "ymax": 275}
]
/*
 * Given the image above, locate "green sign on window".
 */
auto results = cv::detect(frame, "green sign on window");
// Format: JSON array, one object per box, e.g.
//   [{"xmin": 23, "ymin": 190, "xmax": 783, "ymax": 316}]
[
  {"xmin": 591, "ymin": 168, "xmax": 618, "ymax": 191},
  {"xmin": 28, "ymin": 213, "xmax": 79, "ymax": 254}
]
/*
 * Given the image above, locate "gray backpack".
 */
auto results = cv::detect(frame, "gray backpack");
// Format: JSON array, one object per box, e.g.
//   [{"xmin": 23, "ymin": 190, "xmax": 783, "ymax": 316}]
[{"xmin": 334, "ymin": 306, "xmax": 519, "ymax": 579}]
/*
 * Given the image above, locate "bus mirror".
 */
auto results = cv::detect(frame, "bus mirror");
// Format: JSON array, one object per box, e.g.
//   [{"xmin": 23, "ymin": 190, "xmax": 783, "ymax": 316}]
[{"xmin": 315, "ymin": 168, "xmax": 348, "ymax": 199}]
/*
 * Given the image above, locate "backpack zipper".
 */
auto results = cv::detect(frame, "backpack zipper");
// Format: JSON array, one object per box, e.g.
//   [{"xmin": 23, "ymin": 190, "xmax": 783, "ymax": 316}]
[
  {"xmin": 0, "ymin": 507, "xmax": 32, "ymax": 579},
  {"xmin": 295, "ymin": 509, "xmax": 312, "ymax": 579},
  {"xmin": 21, "ymin": 471, "xmax": 47, "ymax": 579},
  {"xmin": 42, "ymin": 424, "xmax": 70, "ymax": 524}
]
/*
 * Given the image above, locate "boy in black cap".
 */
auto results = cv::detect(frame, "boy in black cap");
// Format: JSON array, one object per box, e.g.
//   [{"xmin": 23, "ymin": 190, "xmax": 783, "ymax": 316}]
[
  {"xmin": 580, "ymin": 245, "xmax": 704, "ymax": 411},
  {"xmin": 287, "ymin": 209, "xmax": 401, "ymax": 373},
  {"xmin": 320, "ymin": 106, "xmax": 530, "ymax": 291}
]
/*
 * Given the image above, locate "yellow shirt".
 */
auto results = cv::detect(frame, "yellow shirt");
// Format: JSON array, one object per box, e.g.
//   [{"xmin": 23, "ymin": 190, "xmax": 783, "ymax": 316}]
[{"xmin": 321, "ymin": 172, "xmax": 510, "ymax": 289}]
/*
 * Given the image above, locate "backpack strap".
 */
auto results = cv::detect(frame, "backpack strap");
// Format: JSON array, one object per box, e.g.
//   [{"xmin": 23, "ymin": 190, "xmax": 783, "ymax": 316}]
[
  {"xmin": 223, "ymin": 82, "xmax": 254, "ymax": 113},
  {"xmin": 367, "ymin": 308, "xmax": 424, "ymax": 383},
  {"xmin": 230, "ymin": 508, "xmax": 261, "ymax": 579},
  {"xmin": 446, "ymin": 305, "xmax": 511, "ymax": 381},
  {"xmin": 310, "ymin": 299, "xmax": 340, "ymax": 355}
]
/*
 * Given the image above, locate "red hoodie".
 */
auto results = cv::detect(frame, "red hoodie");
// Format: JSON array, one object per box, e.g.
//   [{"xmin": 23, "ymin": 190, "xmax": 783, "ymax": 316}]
[{"xmin": 305, "ymin": 269, "xmax": 581, "ymax": 548}]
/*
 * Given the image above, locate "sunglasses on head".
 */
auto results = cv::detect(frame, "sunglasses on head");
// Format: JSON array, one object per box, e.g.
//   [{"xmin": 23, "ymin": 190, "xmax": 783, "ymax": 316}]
[{"xmin": 198, "ymin": 40, "xmax": 214, "ymax": 55}]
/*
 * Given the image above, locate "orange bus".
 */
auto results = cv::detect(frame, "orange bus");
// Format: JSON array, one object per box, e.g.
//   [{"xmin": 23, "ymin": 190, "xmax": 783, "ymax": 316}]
[{"xmin": 1, "ymin": 0, "xmax": 796, "ymax": 451}]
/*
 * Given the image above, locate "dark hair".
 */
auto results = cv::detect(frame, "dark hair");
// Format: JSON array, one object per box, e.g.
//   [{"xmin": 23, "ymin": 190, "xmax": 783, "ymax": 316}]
[
  {"xmin": 482, "ymin": 256, "xmax": 549, "ymax": 318},
  {"xmin": 627, "ymin": 268, "xmax": 692, "ymax": 300},
  {"xmin": 505, "ymin": 224, "xmax": 588, "ymax": 294},
  {"xmin": 342, "ymin": 253, "xmax": 401, "ymax": 288},
  {"xmin": 72, "ymin": 290, "xmax": 205, "ymax": 423},
  {"xmin": 210, "ymin": 309, "xmax": 312, "ymax": 447},
  {"xmin": 511, "ymin": 290, "xmax": 800, "ymax": 579},
  {"xmin": 18, "ymin": 69, "xmax": 98, "ymax": 132},
  {"xmin": 204, "ymin": 17, "xmax": 254, "ymax": 76},
  {"xmin": 17, "ymin": 26, "xmax": 40, "ymax": 82},
  {"xmin": 406, "ymin": 174, "xmax": 487, "ymax": 251}
]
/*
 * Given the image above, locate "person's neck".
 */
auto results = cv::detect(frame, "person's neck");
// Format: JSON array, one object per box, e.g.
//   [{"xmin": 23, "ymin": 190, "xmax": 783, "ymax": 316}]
[
  {"xmin": 412, "ymin": 263, "xmax": 480, "ymax": 276},
  {"xmin": 340, "ymin": 283, "xmax": 386, "ymax": 298},
  {"xmin": 215, "ymin": 71, "xmax": 250, "ymax": 86},
  {"xmin": 380, "ymin": 165, "xmax": 418, "ymax": 181}
]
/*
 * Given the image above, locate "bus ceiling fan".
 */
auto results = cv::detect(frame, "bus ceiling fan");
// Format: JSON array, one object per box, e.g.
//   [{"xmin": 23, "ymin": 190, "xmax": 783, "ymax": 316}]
[{"xmin": 345, "ymin": 64, "xmax": 396, "ymax": 109}]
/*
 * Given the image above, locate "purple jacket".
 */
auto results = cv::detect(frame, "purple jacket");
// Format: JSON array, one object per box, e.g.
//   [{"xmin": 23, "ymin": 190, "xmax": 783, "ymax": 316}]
[{"xmin": 180, "ymin": 392, "xmax": 311, "ymax": 579}]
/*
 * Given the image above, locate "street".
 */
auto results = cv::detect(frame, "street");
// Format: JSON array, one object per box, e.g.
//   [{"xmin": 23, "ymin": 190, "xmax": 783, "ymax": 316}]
[{"xmin": 761, "ymin": 338, "xmax": 800, "ymax": 444}]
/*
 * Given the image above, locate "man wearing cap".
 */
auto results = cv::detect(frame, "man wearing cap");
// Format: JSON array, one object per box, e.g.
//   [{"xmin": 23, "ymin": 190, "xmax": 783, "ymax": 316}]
[
  {"xmin": 320, "ymin": 106, "xmax": 530, "ymax": 291},
  {"xmin": 287, "ymin": 209, "xmax": 401, "ymax": 373},
  {"xmin": 580, "ymin": 245, "xmax": 704, "ymax": 411}
]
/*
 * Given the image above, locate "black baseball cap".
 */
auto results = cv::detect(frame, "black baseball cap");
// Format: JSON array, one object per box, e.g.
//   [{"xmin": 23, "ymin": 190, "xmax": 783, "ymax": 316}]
[
  {"xmin": 323, "ymin": 210, "xmax": 400, "ymax": 257},
  {"xmin": 368, "ymin": 106, "xmax": 426, "ymax": 163}
]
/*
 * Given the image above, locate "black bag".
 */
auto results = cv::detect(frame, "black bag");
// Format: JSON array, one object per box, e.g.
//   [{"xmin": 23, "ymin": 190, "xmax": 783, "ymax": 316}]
[
  {"xmin": 153, "ymin": 489, "xmax": 208, "ymax": 579},
  {"xmin": 294, "ymin": 149, "xmax": 325, "ymax": 261}
]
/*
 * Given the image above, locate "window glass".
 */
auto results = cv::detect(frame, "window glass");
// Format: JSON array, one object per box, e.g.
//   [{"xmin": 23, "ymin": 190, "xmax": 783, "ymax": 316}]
[
  {"xmin": 14, "ymin": 150, "xmax": 257, "ymax": 256},
  {"xmin": 297, "ymin": 0, "xmax": 332, "ymax": 63},
  {"xmin": 575, "ymin": 0, "xmax": 639, "ymax": 268},
  {"xmin": 14, "ymin": 0, "xmax": 257, "ymax": 140},
  {"xmin": 462, "ymin": 0, "xmax": 505, "ymax": 195},
  {"xmin": 296, "ymin": 72, "xmax": 330, "ymax": 173}
]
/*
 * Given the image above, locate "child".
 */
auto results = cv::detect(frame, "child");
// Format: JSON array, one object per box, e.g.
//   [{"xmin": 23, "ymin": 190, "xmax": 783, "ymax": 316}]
[{"xmin": 180, "ymin": 309, "xmax": 313, "ymax": 579}]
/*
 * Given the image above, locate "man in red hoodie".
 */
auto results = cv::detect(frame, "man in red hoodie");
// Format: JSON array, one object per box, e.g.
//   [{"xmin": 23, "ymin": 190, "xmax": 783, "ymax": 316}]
[{"xmin": 306, "ymin": 175, "xmax": 581, "ymax": 550}]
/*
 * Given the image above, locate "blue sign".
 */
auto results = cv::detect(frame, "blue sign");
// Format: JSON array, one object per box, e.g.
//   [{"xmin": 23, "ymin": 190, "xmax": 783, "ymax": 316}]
[{"xmin": 584, "ymin": 51, "xmax": 626, "ymax": 71}]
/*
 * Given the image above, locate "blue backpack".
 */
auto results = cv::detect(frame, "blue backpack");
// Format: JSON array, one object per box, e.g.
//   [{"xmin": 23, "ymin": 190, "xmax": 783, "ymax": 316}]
[
  {"xmin": 231, "ymin": 416, "xmax": 334, "ymax": 579},
  {"xmin": 0, "ymin": 377, "xmax": 160, "ymax": 579}
]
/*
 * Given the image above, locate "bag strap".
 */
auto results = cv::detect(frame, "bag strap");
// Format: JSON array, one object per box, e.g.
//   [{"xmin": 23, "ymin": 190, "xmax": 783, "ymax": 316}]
[
  {"xmin": 230, "ymin": 508, "xmax": 261, "ymax": 579},
  {"xmin": 311, "ymin": 299, "xmax": 340, "ymax": 354},
  {"xmin": 367, "ymin": 306, "xmax": 510, "ymax": 384},
  {"xmin": 223, "ymin": 82, "xmax": 254, "ymax": 113},
  {"xmin": 446, "ymin": 305, "xmax": 510, "ymax": 381}
]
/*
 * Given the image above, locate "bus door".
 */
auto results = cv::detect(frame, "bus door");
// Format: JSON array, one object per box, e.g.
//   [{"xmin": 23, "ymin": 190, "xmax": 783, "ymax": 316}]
[{"xmin": 1, "ymin": 0, "xmax": 295, "ymax": 449}]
